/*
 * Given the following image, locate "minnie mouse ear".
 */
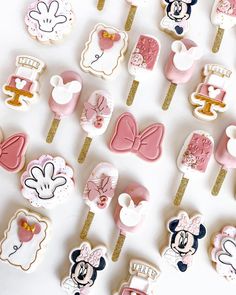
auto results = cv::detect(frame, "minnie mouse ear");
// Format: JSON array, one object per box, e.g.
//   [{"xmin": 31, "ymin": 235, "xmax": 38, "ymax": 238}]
[{"xmin": 226, "ymin": 125, "xmax": 236, "ymax": 139}]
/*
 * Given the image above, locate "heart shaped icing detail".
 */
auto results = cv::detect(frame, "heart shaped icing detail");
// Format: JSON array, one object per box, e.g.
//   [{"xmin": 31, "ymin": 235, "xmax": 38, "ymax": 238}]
[{"xmin": 208, "ymin": 86, "xmax": 221, "ymax": 99}]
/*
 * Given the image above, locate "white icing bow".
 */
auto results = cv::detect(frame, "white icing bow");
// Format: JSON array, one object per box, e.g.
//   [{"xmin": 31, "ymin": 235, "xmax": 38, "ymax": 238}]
[{"xmin": 175, "ymin": 213, "xmax": 202, "ymax": 235}]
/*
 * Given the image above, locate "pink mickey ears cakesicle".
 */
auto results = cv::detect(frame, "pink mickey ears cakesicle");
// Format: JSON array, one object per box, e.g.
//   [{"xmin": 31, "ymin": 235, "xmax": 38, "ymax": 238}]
[{"xmin": 110, "ymin": 112, "xmax": 165, "ymax": 162}]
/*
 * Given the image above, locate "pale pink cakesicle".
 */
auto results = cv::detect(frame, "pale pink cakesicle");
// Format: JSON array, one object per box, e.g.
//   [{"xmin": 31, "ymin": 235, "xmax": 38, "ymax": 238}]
[
  {"xmin": 174, "ymin": 130, "xmax": 214, "ymax": 206},
  {"xmin": 126, "ymin": 35, "xmax": 160, "ymax": 106},
  {"xmin": 80, "ymin": 162, "xmax": 119, "ymax": 240},
  {"xmin": 162, "ymin": 39, "xmax": 201, "ymax": 111},
  {"xmin": 212, "ymin": 124, "xmax": 236, "ymax": 196},
  {"xmin": 46, "ymin": 71, "xmax": 82, "ymax": 143},
  {"xmin": 125, "ymin": 0, "xmax": 149, "ymax": 31},
  {"xmin": 78, "ymin": 90, "xmax": 114, "ymax": 163},
  {"xmin": 112, "ymin": 182, "xmax": 149, "ymax": 262}
]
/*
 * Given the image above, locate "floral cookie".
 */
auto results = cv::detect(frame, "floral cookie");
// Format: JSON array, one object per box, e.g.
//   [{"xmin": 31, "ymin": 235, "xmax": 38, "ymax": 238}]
[
  {"xmin": 211, "ymin": 226, "xmax": 236, "ymax": 280},
  {"xmin": 162, "ymin": 211, "xmax": 206, "ymax": 272},
  {"xmin": 25, "ymin": 0, "xmax": 74, "ymax": 44},
  {"xmin": 61, "ymin": 242, "xmax": 107, "ymax": 295},
  {"xmin": 0, "ymin": 209, "xmax": 51, "ymax": 272},
  {"xmin": 21, "ymin": 155, "xmax": 74, "ymax": 209}
]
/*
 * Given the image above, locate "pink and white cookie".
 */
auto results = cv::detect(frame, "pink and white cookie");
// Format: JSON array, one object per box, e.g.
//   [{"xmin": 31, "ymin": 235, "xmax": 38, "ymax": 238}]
[
  {"xmin": 162, "ymin": 211, "xmax": 206, "ymax": 272},
  {"xmin": 3, "ymin": 55, "xmax": 45, "ymax": 111},
  {"xmin": 190, "ymin": 64, "xmax": 232, "ymax": 121},
  {"xmin": 80, "ymin": 162, "xmax": 119, "ymax": 240},
  {"xmin": 174, "ymin": 130, "xmax": 214, "ymax": 206},
  {"xmin": 0, "ymin": 209, "xmax": 51, "ymax": 272},
  {"xmin": 211, "ymin": 226, "xmax": 236, "ymax": 280},
  {"xmin": 126, "ymin": 34, "xmax": 160, "ymax": 106},
  {"xmin": 80, "ymin": 24, "xmax": 128, "ymax": 79},
  {"xmin": 21, "ymin": 155, "xmax": 74, "ymax": 209},
  {"xmin": 114, "ymin": 259, "xmax": 160, "ymax": 295},
  {"xmin": 78, "ymin": 90, "xmax": 114, "ymax": 163},
  {"xmin": 110, "ymin": 112, "xmax": 165, "ymax": 162},
  {"xmin": 0, "ymin": 129, "xmax": 28, "ymax": 173},
  {"xmin": 61, "ymin": 241, "xmax": 107, "ymax": 295},
  {"xmin": 46, "ymin": 71, "xmax": 82, "ymax": 143},
  {"xmin": 25, "ymin": 0, "xmax": 74, "ymax": 44},
  {"xmin": 112, "ymin": 183, "xmax": 150, "ymax": 262}
]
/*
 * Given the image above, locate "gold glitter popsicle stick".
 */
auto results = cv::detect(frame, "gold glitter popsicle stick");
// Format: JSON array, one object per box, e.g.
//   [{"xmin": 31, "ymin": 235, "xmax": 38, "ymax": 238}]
[
  {"xmin": 162, "ymin": 83, "xmax": 177, "ymax": 111},
  {"xmin": 78, "ymin": 137, "xmax": 93, "ymax": 164},
  {"xmin": 125, "ymin": 5, "xmax": 137, "ymax": 31},
  {"xmin": 173, "ymin": 176, "xmax": 189, "ymax": 206},
  {"xmin": 126, "ymin": 80, "xmax": 139, "ymax": 106},
  {"xmin": 46, "ymin": 118, "xmax": 61, "ymax": 144},
  {"xmin": 211, "ymin": 167, "xmax": 227, "ymax": 196},
  {"xmin": 97, "ymin": 0, "xmax": 105, "ymax": 10},
  {"xmin": 112, "ymin": 234, "xmax": 126, "ymax": 262},
  {"xmin": 80, "ymin": 211, "xmax": 95, "ymax": 240},
  {"xmin": 212, "ymin": 28, "xmax": 225, "ymax": 53}
]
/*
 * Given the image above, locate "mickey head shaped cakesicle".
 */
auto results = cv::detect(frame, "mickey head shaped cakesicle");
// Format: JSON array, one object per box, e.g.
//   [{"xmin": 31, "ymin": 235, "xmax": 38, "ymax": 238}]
[
  {"xmin": 211, "ymin": 0, "xmax": 236, "ymax": 53},
  {"xmin": 162, "ymin": 39, "xmax": 201, "ymax": 111},
  {"xmin": 112, "ymin": 183, "xmax": 149, "ymax": 262},
  {"xmin": 46, "ymin": 71, "xmax": 82, "ymax": 143},
  {"xmin": 78, "ymin": 90, "xmax": 114, "ymax": 163},
  {"xmin": 80, "ymin": 162, "xmax": 119, "ymax": 240},
  {"xmin": 125, "ymin": 0, "xmax": 149, "ymax": 31},
  {"xmin": 126, "ymin": 35, "xmax": 160, "ymax": 106},
  {"xmin": 212, "ymin": 124, "xmax": 236, "ymax": 196},
  {"xmin": 174, "ymin": 130, "xmax": 214, "ymax": 206}
]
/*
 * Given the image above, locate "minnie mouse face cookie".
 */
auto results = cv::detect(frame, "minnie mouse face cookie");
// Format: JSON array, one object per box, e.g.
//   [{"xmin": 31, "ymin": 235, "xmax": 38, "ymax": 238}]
[
  {"xmin": 25, "ymin": 0, "xmax": 74, "ymax": 44},
  {"xmin": 162, "ymin": 211, "xmax": 206, "ymax": 272},
  {"xmin": 62, "ymin": 242, "xmax": 107, "ymax": 295},
  {"xmin": 21, "ymin": 155, "xmax": 74, "ymax": 209},
  {"xmin": 0, "ymin": 209, "xmax": 51, "ymax": 272}
]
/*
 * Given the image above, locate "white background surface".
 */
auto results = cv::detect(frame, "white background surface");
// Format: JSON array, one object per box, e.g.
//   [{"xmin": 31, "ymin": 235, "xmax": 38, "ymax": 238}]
[{"xmin": 0, "ymin": 0, "xmax": 236, "ymax": 294}]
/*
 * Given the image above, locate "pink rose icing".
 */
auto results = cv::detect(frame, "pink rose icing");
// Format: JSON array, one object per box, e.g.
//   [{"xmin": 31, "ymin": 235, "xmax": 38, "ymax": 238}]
[{"xmin": 216, "ymin": 0, "xmax": 236, "ymax": 16}]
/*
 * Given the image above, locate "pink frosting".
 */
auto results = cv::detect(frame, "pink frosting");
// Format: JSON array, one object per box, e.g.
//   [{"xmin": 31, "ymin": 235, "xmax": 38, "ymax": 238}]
[
  {"xmin": 198, "ymin": 84, "xmax": 225, "ymax": 102},
  {"xmin": 215, "ymin": 123, "xmax": 236, "ymax": 169},
  {"xmin": 114, "ymin": 182, "xmax": 149, "ymax": 235},
  {"xmin": 49, "ymin": 71, "xmax": 82, "ymax": 119},
  {"xmin": 216, "ymin": 0, "xmax": 236, "ymax": 16},
  {"xmin": 165, "ymin": 39, "xmax": 198, "ymax": 84}
]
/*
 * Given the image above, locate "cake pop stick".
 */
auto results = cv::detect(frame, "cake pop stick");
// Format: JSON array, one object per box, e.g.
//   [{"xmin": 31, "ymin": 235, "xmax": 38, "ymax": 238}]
[
  {"xmin": 97, "ymin": 0, "xmax": 105, "ymax": 10},
  {"xmin": 211, "ymin": 0, "xmax": 236, "ymax": 53},
  {"xmin": 212, "ymin": 124, "xmax": 236, "ymax": 196},
  {"xmin": 174, "ymin": 131, "xmax": 214, "ymax": 206},
  {"xmin": 46, "ymin": 71, "xmax": 82, "ymax": 143},
  {"xmin": 125, "ymin": 0, "xmax": 148, "ymax": 31},
  {"xmin": 78, "ymin": 90, "xmax": 113, "ymax": 163},
  {"xmin": 80, "ymin": 162, "xmax": 119, "ymax": 240},
  {"xmin": 112, "ymin": 183, "xmax": 149, "ymax": 262},
  {"xmin": 162, "ymin": 39, "xmax": 201, "ymax": 111},
  {"xmin": 126, "ymin": 35, "xmax": 160, "ymax": 106}
]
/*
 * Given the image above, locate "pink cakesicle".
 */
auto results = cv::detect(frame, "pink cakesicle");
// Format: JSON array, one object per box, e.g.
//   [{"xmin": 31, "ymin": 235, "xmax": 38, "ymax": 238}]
[
  {"xmin": 212, "ymin": 124, "xmax": 236, "ymax": 196},
  {"xmin": 78, "ymin": 90, "xmax": 114, "ymax": 163},
  {"xmin": 174, "ymin": 130, "xmax": 214, "ymax": 206},
  {"xmin": 80, "ymin": 162, "xmax": 119, "ymax": 240},
  {"xmin": 126, "ymin": 34, "xmax": 160, "ymax": 106},
  {"xmin": 46, "ymin": 71, "xmax": 82, "ymax": 143},
  {"xmin": 112, "ymin": 182, "xmax": 149, "ymax": 262},
  {"xmin": 0, "ymin": 129, "xmax": 28, "ymax": 173},
  {"xmin": 162, "ymin": 39, "xmax": 201, "ymax": 111}
]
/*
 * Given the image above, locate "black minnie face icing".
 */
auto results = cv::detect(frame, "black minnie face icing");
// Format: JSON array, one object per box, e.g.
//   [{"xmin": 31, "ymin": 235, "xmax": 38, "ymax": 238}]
[
  {"xmin": 71, "ymin": 261, "xmax": 94, "ymax": 287},
  {"xmin": 165, "ymin": 0, "xmax": 198, "ymax": 22},
  {"xmin": 171, "ymin": 230, "xmax": 196, "ymax": 256}
]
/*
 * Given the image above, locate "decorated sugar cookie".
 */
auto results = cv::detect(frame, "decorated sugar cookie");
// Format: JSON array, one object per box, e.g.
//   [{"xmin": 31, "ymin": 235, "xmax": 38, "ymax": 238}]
[
  {"xmin": 114, "ymin": 259, "xmax": 160, "ymax": 295},
  {"xmin": 21, "ymin": 155, "xmax": 74, "ymax": 209},
  {"xmin": 190, "ymin": 64, "xmax": 232, "ymax": 121},
  {"xmin": 160, "ymin": 0, "xmax": 198, "ymax": 38},
  {"xmin": 112, "ymin": 183, "xmax": 150, "ymax": 262},
  {"xmin": 0, "ymin": 129, "xmax": 28, "ymax": 173},
  {"xmin": 0, "ymin": 209, "xmax": 51, "ymax": 272},
  {"xmin": 61, "ymin": 241, "xmax": 107, "ymax": 295},
  {"xmin": 80, "ymin": 24, "xmax": 128, "ymax": 80},
  {"xmin": 3, "ymin": 55, "xmax": 45, "ymax": 111},
  {"xmin": 78, "ymin": 90, "xmax": 114, "ymax": 163},
  {"xmin": 25, "ymin": 0, "xmax": 74, "ymax": 44},
  {"xmin": 162, "ymin": 211, "xmax": 206, "ymax": 272},
  {"xmin": 80, "ymin": 162, "xmax": 119, "ymax": 240},
  {"xmin": 211, "ymin": 226, "xmax": 236, "ymax": 280},
  {"xmin": 46, "ymin": 71, "xmax": 82, "ymax": 143}
]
